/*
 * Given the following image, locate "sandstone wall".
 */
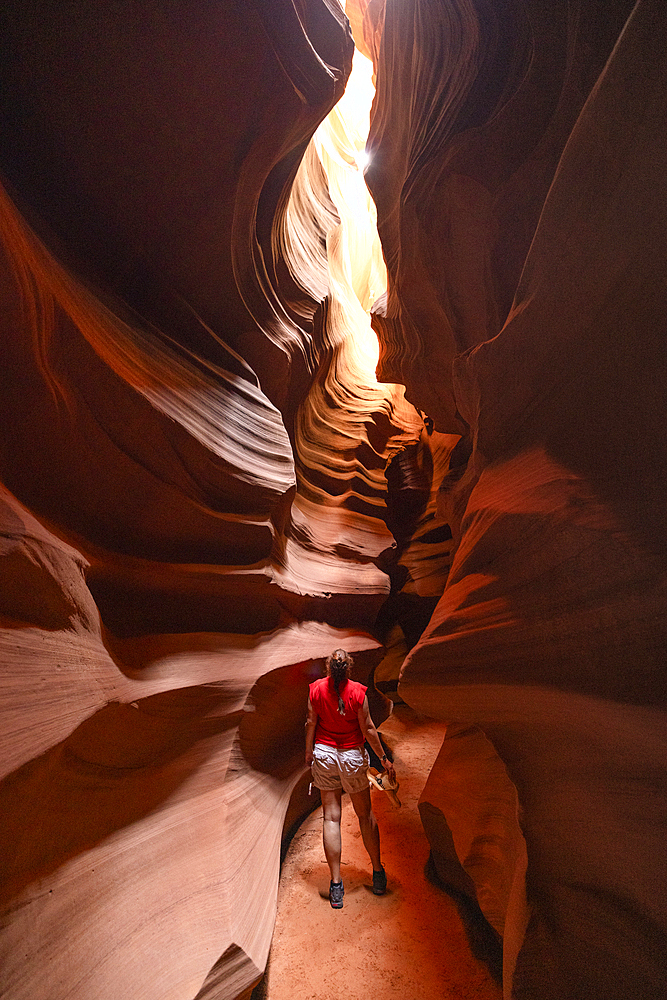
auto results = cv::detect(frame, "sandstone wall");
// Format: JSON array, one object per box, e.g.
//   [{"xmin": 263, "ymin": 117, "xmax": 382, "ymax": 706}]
[
  {"xmin": 0, "ymin": 3, "xmax": 410, "ymax": 998},
  {"xmin": 379, "ymin": 1, "xmax": 667, "ymax": 996},
  {"xmin": 1, "ymin": 1, "xmax": 666, "ymax": 998}
]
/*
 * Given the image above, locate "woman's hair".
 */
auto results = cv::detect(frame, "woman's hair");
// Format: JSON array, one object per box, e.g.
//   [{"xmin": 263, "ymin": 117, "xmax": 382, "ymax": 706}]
[{"xmin": 325, "ymin": 648, "xmax": 353, "ymax": 715}]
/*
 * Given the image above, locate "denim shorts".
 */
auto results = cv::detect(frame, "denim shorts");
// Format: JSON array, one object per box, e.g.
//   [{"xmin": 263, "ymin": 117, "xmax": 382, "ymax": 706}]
[{"xmin": 311, "ymin": 743, "xmax": 370, "ymax": 794}]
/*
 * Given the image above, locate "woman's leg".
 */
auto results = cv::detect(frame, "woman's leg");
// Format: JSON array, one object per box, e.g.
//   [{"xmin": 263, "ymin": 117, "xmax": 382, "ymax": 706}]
[
  {"xmin": 320, "ymin": 787, "xmax": 343, "ymax": 882},
  {"xmin": 349, "ymin": 785, "xmax": 382, "ymax": 871}
]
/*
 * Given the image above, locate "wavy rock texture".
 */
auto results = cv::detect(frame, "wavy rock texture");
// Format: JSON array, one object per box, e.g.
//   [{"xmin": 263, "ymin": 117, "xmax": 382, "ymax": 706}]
[
  {"xmin": 418, "ymin": 722, "xmax": 528, "ymax": 991},
  {"xmin": 390, "ymin": 1, "xmax": 667, "ymax": 997},
  {"xmin": 365, "ymin": 0, "xmax": 637, "ymax": 431},
  {"xmin": 2, "ymin": 0, "xmax": 667, "ymax": 999},
  {"xmin": 274, "ymin": 58, "xmax": 422, "ymax": 597},
  {"xmin": 0, "ymin": 474, "xmax": 383, "ymax": 1000},
  {"xmin": 0, "ymin": 3, "xmax": 423, "ymax": 1000}
]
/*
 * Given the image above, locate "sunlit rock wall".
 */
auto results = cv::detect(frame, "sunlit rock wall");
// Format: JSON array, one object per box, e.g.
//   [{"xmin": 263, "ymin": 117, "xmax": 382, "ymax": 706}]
[
  {"xmin": 361, "ymin": 0, "xmax": 667, "ymax": 997},
  {"xmin": 0, "ymin": 3, "xmax": 421, "ymax": 999},
  {"xmin": 3, "ymin": 1, "xmax": 666, "ymax": 999},
  {"xmin": 0, "ymin": 474, "xmax": 380, "ymax": 1000}
]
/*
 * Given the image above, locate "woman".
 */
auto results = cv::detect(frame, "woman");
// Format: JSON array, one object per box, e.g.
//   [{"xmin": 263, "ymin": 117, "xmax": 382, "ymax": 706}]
[{"xmin": 305, "ymin": 649, "xmax": 397, "ymax": 908}]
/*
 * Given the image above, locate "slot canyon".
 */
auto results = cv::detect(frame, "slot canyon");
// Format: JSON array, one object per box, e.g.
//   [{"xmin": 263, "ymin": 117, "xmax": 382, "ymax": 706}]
[{"xmin": 1, "ymin": 1, "xmax": 666, "ymax": 998}]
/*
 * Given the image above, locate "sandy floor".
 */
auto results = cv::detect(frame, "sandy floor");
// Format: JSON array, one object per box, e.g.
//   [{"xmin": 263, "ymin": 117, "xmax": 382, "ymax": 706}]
[{"xmin": 259, "ymin": 705, "xmax": 502, "ymax": 1000}]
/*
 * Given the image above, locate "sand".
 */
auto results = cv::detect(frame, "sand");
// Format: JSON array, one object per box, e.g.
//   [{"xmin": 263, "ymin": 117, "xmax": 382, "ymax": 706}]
[{"xmin": 259, "ymin": 705, "xmax": 503, "ymax": 1000}]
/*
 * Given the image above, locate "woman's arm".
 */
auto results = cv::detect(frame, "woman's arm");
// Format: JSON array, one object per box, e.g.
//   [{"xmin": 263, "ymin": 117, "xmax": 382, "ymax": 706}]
[
  {"xmin": 357, "ymin": 696, "xmax": 396, "ymax": 778},
  {"xmin": 305, "ymin": 697, "xmax": 317, "ymax": 766}
]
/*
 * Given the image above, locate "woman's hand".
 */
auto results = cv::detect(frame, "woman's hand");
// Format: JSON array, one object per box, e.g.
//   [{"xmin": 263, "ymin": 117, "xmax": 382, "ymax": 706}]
[
  {"xmin": 382, "ymin": 756, "xmax": 396, "ymax": 780},
  {"xmin": 305, "ymin": 751, "xmax": 313, "ymax": 767}
]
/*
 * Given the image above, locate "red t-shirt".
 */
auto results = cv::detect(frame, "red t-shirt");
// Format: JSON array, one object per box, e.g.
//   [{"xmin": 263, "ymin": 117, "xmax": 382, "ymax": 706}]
[{"xmin": 309, "ymin": 677, "xmax": 367, "ymax": 749}]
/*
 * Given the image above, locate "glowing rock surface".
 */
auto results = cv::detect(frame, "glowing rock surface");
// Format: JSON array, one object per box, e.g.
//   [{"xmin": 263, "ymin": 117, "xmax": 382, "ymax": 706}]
[{"xmin": 1, "ymin": 1, "xmax": 666, "ymax": 999}]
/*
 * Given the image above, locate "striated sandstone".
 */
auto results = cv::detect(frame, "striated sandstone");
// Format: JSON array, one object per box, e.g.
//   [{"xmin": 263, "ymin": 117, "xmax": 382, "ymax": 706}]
[
  {"xmin": 399, "ymin": 2, "xmax": 667, "ymax": 997},
  {"xmin": 1, "ymin": 1, "xmax": 666, "ymax": 998}
]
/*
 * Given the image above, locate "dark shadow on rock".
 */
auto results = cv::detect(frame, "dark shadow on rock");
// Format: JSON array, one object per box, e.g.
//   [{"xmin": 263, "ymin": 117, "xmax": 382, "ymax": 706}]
[
  {"xmin": 373, "ymin": 591, "xmax": 440, "ymax": 650},
  {"xmin": 239, "ymin": 650, "xmax": 386, "ymax": 780},
  {"xmin": 193, "ymin": 943, "xmax": 261, "ymax": 1000},
  {"xmin": 249, "ymin": 956, "xmax": 270, "ymax": 1000},
  {"xmin": 424, "ymin": 853, "xmax": 503, "ymax": 985},
  {"xmin": 238, "ymin": 659, "xmax": 317, "ymax": 779},
  {"xmin": 280, "ymin": 770, "xmax": 321, "ymax": 866}
]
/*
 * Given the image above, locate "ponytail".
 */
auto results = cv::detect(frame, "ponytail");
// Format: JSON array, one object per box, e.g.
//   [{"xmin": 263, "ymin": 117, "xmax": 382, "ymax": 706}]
[{"xmin": 325, "ymin": 648, "xmax": 353, "ymax": 716}]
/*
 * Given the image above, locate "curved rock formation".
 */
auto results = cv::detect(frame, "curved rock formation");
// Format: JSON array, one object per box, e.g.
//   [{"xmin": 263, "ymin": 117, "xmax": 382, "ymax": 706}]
[
  {"xmin": 393, "ymin": 1, "xmax": 667, "ymax": 997},
  {"xmin": 365, "ymin": 0, "xmax": 637, "ymax": 430},
  {"xmin": 0, "ymin": 3, "xmax": 417, "ymax": 998},
  {"xmin": 0, "ymin": 480, "xmax": 386, "ymax": 1000},
  {"xmin": 1, "ymin": 0, "xmax": 667, "ymax": 998}
]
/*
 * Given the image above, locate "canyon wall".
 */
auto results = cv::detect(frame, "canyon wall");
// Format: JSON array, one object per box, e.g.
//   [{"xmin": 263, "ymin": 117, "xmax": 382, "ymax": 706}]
[
  {"xmin": 0, "ymin": 3, "xmax": 413, "ymax": 998},
  {"xmin": 364, "ymin": 0, "xmax": 667, "ymax": 997},
  {"xmin": 1, "ymin": 1, "xmax": 666, "ymax": 999}
]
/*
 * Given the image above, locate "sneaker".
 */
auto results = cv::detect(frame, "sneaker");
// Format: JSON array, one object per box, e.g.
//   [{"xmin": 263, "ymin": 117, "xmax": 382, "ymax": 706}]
[
  {"xmin": 329, "ymin": 880, "xmax": 344, "ymax": 908},
  {"xmin": 372, "ymin": 867, "xmax": 387, "ymax": 895}
]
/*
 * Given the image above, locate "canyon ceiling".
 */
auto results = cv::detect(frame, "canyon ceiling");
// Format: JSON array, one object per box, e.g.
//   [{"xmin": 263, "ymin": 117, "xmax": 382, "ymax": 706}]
[{"xmin": 1, "ymin": 2, "xmax": 666, "ymax": 999}]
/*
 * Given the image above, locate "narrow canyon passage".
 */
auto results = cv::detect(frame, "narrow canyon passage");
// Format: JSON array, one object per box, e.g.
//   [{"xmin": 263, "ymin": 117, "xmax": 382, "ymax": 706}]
[
  {"xmin": 260, "ymin": 707, "xmax": 501, "ymax": 1000},
  {"xmin": 257, "ymin": 22, "xmax": 500, "ymax": 993},
  {"xmin": 1, "ymin": 2, "xmax": 667, "ymax": 999}
]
